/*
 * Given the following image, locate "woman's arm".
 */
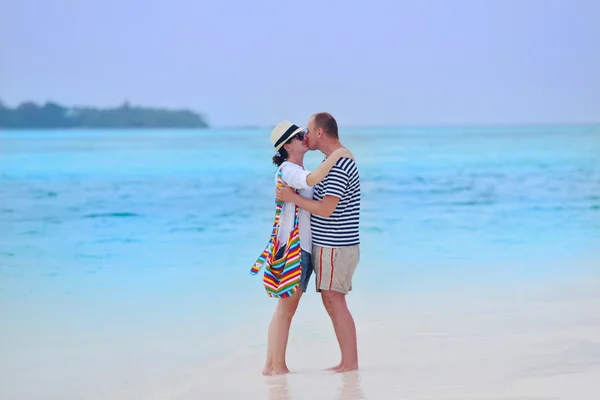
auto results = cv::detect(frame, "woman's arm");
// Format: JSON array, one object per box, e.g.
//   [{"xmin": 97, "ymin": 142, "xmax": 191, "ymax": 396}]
[{"xmin": 305, "ymin": 147, "xmax": 354, "ymax": 187}]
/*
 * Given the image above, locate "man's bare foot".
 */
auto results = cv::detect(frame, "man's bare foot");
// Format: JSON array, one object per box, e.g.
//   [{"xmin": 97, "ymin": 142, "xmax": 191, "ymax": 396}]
[
  {"xmin": 262, "ymin": 366, "xmax": 273, "ymax": 376},
  {"xmin": 335, "ymin": 365, "xmax": 358, "ymax": 373},
  {"xmin": 326, "ymin": 362, "xmax": 343, "ymax": 372}
]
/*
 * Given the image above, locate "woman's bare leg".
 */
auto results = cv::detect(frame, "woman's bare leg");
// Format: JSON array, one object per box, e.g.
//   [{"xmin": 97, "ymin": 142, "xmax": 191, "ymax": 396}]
[{"xmin": 262, "ymin": 289, "xmax": 303, "ymax": 375}]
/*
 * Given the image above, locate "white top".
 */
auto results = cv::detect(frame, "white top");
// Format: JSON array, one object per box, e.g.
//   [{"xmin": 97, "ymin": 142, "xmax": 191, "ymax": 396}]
[{"xmin": 275, "ymin": 161, "xmax": 314, "ymax": 253}]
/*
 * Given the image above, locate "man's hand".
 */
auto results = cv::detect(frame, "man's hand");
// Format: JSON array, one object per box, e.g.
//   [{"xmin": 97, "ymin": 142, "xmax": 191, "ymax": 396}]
[
  {"xmin": 276, "ymin": 183, "xmax": 297, "ymax": 202},
  {"xmin": 276, "ymin": 183, "xmax": 340, "ymax": 217}
]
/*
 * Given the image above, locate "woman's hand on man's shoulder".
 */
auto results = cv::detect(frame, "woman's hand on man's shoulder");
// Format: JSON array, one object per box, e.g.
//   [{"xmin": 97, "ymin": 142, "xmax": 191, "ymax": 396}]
[{"xmin": 333, "ymin": 147, "xmax": 355, "ymax": 161}]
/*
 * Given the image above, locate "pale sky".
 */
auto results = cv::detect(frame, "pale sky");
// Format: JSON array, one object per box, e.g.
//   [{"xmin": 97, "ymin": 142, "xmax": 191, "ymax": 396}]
[{"xmin": 1, "ymin": 0, "xmax": 599, "ymax": 127}]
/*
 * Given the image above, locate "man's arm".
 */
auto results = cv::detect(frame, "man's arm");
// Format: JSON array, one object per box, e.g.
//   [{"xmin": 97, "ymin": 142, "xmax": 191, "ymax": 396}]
[{"xmin": 276, "ymin": 186, "xmax": 340, "ymax": 218}]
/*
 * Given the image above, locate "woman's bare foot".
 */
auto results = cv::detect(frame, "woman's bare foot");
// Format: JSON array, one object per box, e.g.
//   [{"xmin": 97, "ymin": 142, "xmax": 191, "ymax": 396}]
[
  {"xmin": 262, "ymin": 366, "xmax": 273, "ymax": 376},
  {"xmin": 270, "ymin": 366, "xmax": 290, "ymax": 375}
]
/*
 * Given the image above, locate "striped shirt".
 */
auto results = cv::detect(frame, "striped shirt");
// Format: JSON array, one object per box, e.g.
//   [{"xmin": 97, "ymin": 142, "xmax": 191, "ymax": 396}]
[{"xmin": 311, "ymin": 157, "xmax": 361, "ymax": 247}]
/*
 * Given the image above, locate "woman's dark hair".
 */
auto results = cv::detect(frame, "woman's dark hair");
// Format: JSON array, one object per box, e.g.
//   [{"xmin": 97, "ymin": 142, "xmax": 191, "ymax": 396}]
[{"xmin": 272, "ymin": 147, "xmax": 289, "ymax": 166}]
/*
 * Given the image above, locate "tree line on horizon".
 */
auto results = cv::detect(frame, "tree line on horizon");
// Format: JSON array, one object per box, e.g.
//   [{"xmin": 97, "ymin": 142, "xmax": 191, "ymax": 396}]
[{"xmin": 0, "ymin": 100, "xmax": 209, "ymax": 129}]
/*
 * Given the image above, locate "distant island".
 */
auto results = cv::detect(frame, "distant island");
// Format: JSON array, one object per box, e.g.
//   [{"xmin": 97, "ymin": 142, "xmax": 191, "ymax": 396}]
[{"xmin": 0, "ymin": 100, "xmax": 209, "ymax": 129}]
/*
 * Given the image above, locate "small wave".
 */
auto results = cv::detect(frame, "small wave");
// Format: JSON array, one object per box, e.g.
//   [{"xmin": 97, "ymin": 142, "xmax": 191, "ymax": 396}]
[
  {"xmin": 34, "ymin": 191, "xmax": 58, "ymax": 199},
  {"xmin": 83, "ymin": 212, "xmax": 141, "ymax": 219},
  {"xmin": 0, "ymin": 252, "xmax": 15, "ymax": 257},
  {"xmin": 217, "ymin": 211, "xmax": 236, "ymax": 218},
  {"xmin": 435, "ymin": 186, "xmax": 473, "ymax": 194},
  {"xmin": 169, "ymin": 227, "xmax": 206, "ymax": 233},
  {"xmin": 530, "ymin": 205, "xmax": 568, "ymax": 212},
  {"xmin": 92, "ymin": 237, "xmax": 140, "ymax": 244},
  {"xmin": 363, "ymin": 226, "xmax": 384, "ymax": 233},
  {"xmin": 74, "ymin": 253, "xmax": 110, "ymax": 259},
  {"xmin": 34, "ymin": 190, "xmax": 58, "ymax": 199},
  {"xmin": 448, "ymin": 200, "xmax": 495, "ymax": 206}
]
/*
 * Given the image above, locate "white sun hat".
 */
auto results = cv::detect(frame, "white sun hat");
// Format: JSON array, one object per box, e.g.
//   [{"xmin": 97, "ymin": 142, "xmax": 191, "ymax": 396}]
[{"xmin": 270, "ymin": 120, "xmax": 306, "ymax": 152}]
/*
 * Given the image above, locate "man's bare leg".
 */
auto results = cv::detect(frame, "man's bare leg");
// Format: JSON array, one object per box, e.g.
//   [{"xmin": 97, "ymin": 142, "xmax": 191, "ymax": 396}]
[
  {"xmin": 262, "ymin": 289, "xmax": 303, "ymax": 375},
  {"xmin": 321, "ymin": 290, "xmax": 358, "ymax": 372}
]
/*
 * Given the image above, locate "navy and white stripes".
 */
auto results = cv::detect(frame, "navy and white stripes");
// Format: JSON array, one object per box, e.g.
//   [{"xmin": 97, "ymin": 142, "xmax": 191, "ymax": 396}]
[{"xmin": 311, "ymin": 157, "xmax": 360, "ymax": 247}]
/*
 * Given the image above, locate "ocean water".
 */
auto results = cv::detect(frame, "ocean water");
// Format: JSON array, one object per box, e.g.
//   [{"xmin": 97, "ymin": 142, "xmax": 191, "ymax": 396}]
[{"xmin": 1, "ymin": 125, "xmax": 599, "ymax": 398}]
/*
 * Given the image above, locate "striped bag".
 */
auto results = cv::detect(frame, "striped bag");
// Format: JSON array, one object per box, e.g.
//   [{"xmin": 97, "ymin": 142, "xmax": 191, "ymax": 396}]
[{"xmin": 250, "ymin": 168, "xmax": 302, "ymax": 298}]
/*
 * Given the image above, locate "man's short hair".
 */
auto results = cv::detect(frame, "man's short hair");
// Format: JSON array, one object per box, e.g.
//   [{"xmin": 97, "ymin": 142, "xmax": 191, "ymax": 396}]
[{"xmin": 312, "ymin": 112, "xmax": 338, "ymax": 138}]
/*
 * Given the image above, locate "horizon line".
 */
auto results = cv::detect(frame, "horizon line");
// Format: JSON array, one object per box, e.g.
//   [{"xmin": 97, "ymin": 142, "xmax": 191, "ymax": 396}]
[{"xmin": 212, "ymin": 121, "xmax": 600, "ymax": 130}]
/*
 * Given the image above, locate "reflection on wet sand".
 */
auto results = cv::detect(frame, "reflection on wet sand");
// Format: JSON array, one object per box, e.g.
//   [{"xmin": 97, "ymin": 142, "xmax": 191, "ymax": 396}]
[
  {"xmin": 266, "ymin": 374, "xmax": 290, "ymax": 400},
  {"xmin": 264, "ymin": 371, "xmax": 365, "ymax": 400},
  {"xmin": 338, "ymin": 371, "xmax": 365, "ymax": 400}
]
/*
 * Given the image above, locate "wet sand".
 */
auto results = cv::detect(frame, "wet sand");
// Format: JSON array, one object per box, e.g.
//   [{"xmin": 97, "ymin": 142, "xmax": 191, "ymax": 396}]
[{"xmin": 97, "ymin": 276, "xmax": 600, "ymax": 400}]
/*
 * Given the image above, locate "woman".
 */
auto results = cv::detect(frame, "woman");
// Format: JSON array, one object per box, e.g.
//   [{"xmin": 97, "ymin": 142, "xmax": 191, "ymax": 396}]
[{"xmin": 260, "ymin": 120, "xmax": 353, "ymax": 375}]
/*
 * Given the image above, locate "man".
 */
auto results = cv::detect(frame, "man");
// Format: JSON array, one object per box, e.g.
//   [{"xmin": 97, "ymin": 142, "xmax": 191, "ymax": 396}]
[{"xmin": 276, "ymin": 112, "xmax": 361, "ymax": 372}]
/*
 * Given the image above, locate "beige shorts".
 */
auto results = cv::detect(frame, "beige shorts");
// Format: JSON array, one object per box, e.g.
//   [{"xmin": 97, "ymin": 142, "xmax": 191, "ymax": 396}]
[{"xmin": 312, "ymin": 244, "xmax": 360, "ymax": 294}]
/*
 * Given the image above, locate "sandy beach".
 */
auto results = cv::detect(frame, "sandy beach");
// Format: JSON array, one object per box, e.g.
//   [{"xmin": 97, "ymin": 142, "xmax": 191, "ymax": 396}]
[{"xmin": 73, "ymin": 274, "xmax": 600, "ymax": 400}]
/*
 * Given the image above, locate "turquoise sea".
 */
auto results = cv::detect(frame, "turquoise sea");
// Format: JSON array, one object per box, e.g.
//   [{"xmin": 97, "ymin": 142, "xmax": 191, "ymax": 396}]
[{"xmin": 1, "ymin": 126, "xmax": 599, "ymax": 398}]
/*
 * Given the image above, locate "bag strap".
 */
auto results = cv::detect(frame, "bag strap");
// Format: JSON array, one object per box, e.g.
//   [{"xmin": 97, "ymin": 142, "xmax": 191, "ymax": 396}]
[
  {"xmin": 270, "ymin": 168, "xmax": 286, "ymax": 240},
  {"xmin": 275, "ymin": 167, "xmax": 300, "ymax": 240},
  {"xmin": 250, "ymin": 167, "xmax": 299, "ymax": 275}
]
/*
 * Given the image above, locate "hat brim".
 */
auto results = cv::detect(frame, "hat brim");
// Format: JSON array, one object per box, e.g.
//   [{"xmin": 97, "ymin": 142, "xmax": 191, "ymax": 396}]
[{"xmin": 274, "ymin": 127, "xmax": 305, "ymax": 152}]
